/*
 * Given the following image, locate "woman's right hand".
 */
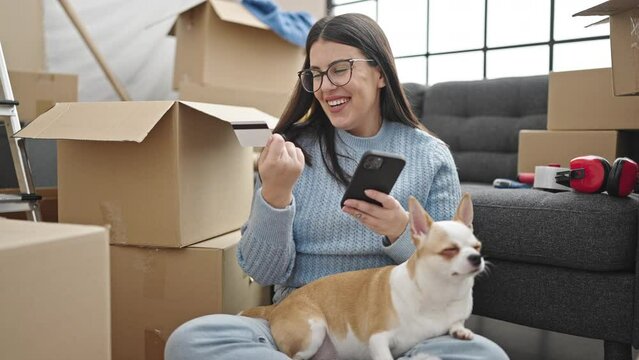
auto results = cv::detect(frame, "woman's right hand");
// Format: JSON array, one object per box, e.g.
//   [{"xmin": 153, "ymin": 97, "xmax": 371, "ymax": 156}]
[{"xmin": 258, "ymin": 134, "xmax": 305, "ymax": 208}]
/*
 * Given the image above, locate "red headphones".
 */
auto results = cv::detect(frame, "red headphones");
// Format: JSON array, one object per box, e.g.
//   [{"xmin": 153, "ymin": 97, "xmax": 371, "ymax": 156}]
[{"xmin": 555, "ymin": 155, "xmax": 639, "ymax": 197}]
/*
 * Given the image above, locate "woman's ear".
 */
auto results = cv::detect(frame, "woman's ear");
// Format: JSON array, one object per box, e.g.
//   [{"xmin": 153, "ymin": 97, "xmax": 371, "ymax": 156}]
[{"xmin": 377, "ymin": 70, "xmax": 386, "ymax": 88}]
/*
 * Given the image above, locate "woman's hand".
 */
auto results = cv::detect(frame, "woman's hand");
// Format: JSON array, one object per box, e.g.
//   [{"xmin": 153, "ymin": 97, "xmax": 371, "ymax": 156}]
[
  {"xmin": 342, "ymin": 189, "xmax": 409, "ymax": 243},
  {"xmin": 258, "ymin": 134, "xmax": 305, "ymax": 208}
]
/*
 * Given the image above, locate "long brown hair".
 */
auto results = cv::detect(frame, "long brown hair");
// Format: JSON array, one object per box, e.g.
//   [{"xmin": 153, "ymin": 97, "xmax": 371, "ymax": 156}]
[{"xmin": 274, "ymin": 14, "xmax": 427, "ymax": 186}]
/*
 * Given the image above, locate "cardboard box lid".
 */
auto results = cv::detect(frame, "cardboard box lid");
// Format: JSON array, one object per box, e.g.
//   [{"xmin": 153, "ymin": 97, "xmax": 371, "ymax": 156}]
[
  {"xmin": 574, "ymin": 0, "xmax": 639, "ymax": 16},
  {"xmin": 167, "ymin": 0, "xmax": 267, "ymax": 35},
  {"xmin": 16, "ymin": 100, "xmax": 277, "ymax": 147}
]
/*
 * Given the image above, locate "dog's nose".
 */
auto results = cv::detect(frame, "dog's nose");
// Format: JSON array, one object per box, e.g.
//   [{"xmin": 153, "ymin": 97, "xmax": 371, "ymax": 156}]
[{"xmin": 468, "ymin": 254, "xmax": 482, "ymax": 267}]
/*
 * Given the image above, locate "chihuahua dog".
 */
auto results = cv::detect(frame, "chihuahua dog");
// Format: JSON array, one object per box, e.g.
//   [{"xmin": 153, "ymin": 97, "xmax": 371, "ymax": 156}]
[{"xmin": 241, "ymin": 193, "xmax": 484, "ymax": 360}]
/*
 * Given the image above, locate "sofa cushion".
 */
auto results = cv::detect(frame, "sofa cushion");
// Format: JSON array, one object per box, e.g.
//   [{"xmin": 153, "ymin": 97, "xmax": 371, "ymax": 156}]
[
  {"xmin": 410, "ymin": 76, "xmax": 548, "ymax": 183},
  {"xmin": 467, "ymin": 188, "xmax": 639, "ymax": 272}
]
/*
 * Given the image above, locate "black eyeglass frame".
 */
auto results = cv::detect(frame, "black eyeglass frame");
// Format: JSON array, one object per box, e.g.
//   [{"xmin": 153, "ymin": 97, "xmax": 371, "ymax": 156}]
[{"xmin": 297, "ymin": 58, "xmax": 375, "ymax": 93}]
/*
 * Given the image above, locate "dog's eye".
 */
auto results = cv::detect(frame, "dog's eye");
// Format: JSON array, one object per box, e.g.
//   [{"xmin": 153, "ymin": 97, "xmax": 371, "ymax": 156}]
[
  {"xmin": 440, "ymin": 247, "xmax": 459, "ymax": 257},
  {"xmin": 473, "ymin": 244, "xmax": 481, "ymax": 251}
]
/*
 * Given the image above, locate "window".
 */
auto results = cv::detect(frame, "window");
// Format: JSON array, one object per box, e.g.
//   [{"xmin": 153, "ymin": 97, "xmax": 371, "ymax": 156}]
[{"xmin": 329, "ymin": 0, "xmax": 610, "ymax": 85}]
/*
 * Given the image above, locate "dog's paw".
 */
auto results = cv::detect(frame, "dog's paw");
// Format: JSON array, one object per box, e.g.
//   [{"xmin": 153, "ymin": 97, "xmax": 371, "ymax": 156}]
[
  {"xmin": 410, "ymin": 354, "xmax": 441, "ymax": 360},
  {"xmin": 450, "ymin": 327, "xmax": 475, "ymax": 340}
]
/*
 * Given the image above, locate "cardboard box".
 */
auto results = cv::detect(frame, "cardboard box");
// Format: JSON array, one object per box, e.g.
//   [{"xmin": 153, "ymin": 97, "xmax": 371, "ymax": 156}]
[
  {"xmin": 0, "ymin": 0, "xmax": 45, "ymax": 71},
  {"xmin": 110, "ymin": 230, "xmax": 271, "ymax": 360},
  {"xmin": 0, "ymin": 187, "xmax": 58, "ymax": 222},
  {"xmin": 0, "ymin": 219, "xmax": 110, "ymax": 360},
  {"xmin": 517, "ymin": 130, "xmax": 639, "ymax": 172},
  {"xmin": 172, "ymin": 0, "xmax": 303, "ymax": 103},
  {"xmin": 179, "ymin": 80, "xmax": 291, "ymax": 119},
  {"xmin": 9, "ymin": 70, "xmax": 78, "ymax": 122},
  {"xmin": 17, "ymin": 101, "xmax": 277, "ymax": 248},
  {"xmin": 575, "ymin": 0, "xmax": 639, "ymax": 96},
  {"xmin": 547, "ymin": 68, "xmax": 639, "ymax": 130}
]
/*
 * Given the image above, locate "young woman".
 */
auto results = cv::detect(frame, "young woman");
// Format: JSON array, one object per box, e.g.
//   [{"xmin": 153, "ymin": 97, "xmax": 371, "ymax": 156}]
[{"xmin": 165, "ymin": 13, "xmax": 509, "ymax": 360}]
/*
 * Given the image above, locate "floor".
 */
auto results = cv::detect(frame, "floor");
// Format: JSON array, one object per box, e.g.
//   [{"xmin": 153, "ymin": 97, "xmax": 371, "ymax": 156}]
[{"xmin": 467, "ymin": 315, "xmax": 638, "ymax": 360}]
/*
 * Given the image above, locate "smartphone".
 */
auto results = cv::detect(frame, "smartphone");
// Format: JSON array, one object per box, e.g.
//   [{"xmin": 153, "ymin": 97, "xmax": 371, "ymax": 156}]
[{"xmin": 340, "ymin": 150, "xmax": 406, "ymax": 208}]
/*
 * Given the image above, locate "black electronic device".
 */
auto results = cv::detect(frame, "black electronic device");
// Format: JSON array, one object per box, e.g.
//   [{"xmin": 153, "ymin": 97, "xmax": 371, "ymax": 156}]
[{"xmin": 340, "ymin": 150, "xmax": 406, "ymax": 208}]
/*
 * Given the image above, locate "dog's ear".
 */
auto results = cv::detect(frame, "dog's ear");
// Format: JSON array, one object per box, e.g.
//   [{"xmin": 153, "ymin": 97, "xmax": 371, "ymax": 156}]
[
  {"xmin": 454, "ymin": 193, "xmax": 473, "ymax": 229},
  {"xmin": 409, "ymin": 196, "xmax": 433, "ymax": 246}
]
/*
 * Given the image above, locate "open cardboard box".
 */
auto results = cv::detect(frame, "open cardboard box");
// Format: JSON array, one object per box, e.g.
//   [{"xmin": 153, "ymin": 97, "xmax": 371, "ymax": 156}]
[
  {"xmin": 0, "ymin": 218, "xmax": 111, "ymax": 360},
  {"xmin": 574, "ymin": 0, "xmax": 639, "ymax": 96},
  {"xmin": 16, "ymin": 101, "xmax": 277, "ymax": 248},
  {"xmin": 170, "ymin": 0, "xmax": 303, "ymax": 111}
]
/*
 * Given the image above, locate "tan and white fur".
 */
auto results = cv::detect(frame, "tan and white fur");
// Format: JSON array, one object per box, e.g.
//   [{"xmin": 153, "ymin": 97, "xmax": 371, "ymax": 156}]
[{"xmin": 241, "ymin": 193, "xmax": 484, "ymax": 360}]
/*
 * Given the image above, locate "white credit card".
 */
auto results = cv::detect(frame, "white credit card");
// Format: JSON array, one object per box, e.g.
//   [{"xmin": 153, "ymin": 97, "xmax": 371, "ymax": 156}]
[{"xmin": 231, "ymin": 122, "xmax": 273, "ymax": 148}]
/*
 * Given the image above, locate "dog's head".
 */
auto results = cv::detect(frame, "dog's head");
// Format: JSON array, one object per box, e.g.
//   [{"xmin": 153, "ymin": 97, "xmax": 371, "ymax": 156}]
[{"xmin": 407, "ymin": 193, "xmax": 484, "ymax": 280}]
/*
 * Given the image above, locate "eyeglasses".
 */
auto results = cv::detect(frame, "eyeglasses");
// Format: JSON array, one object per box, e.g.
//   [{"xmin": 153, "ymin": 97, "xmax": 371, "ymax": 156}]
[{"xmin": 298, "ymin": 58, "xmax": 375, "ymax": 93}]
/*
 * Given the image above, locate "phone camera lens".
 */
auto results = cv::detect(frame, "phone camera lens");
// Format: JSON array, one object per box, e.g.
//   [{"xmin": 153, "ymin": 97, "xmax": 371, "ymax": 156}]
[{"xmin": 363, "ymin": 156, "xmax": 383, "ymax": 170}]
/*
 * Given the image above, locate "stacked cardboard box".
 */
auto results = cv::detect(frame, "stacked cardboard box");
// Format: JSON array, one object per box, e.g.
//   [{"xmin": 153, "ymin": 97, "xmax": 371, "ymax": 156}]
[
  {"xmin": 518, "ymin": 70, "xmax": 639, "ymax": 173},
  {"xmin": 0, "ymin": 0, "xmax": 79, "ymax": 121},
  {"xmin": 172, "ymin": 0, "xmax": 305, "ymax": 118},
  {"xmin": 518, "ymin": 0, "xmax": 639, "ymax": 172},
  {"xmin": 18, "ymin": 100, "xmax": 274, "ymax": 359},
  {"xmin": 110, "ymin": 230, "xmax": 271, "ymax": 360},
  {"xmin": 518, "ymin": 0, "xmax": 639, "ymax": 173},
  {"xmin": 0, "ymin": 218, "xmax": 111, "ymax": 360}
]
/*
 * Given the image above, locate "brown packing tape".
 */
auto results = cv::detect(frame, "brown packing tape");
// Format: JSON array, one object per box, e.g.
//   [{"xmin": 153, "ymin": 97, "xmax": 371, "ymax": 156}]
[
  {"xmin": 632, "ymin": 15, "xmax": 639, "ymax": 89},
  {"xmin": 144, "ymin": 328, "xmax": 165, "ymax": 360},
  {"xmin": 100, "ymin": 201, "xmax": 128, "ymax": 244},
  {"xmin": 142, "ymin": 248, "xmax": 166, "ymax": 300},
  {"xmin": 142, "ymin": 248, "xmax": 166, "ymax": 299}
]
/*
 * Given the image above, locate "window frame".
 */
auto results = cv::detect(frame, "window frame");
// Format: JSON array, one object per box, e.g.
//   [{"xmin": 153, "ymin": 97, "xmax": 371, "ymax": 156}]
[{"xmin": 327, "ymin": 0, "xmax": 610, "ymax": 84}]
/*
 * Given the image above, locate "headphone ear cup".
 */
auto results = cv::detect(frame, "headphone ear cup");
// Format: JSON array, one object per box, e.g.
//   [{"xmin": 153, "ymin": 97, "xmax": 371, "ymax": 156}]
[
  {"xmin": 607, "ymin": 158, "xmax": 638, "ymax": 197},
  {"xmin": 569, "ymin": 156, "xmax": 610, "ymax": 193}
]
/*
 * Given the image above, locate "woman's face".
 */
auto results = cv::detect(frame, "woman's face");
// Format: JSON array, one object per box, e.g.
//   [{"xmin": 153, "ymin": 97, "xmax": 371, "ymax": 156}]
[{"xmin": 309, "ymin": 40, "xmax": 386, "ymax": 137}]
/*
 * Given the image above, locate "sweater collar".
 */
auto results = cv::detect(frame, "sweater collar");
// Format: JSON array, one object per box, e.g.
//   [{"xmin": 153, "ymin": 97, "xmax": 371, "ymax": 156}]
[{"xmin": 335, "ymin": 119, "xmax": 390, "ymax": 149}]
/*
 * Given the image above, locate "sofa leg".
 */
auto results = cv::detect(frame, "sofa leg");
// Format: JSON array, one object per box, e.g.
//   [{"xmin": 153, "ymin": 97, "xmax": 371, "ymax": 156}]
[{"xmin": 603, "ymin": 340, "xmax": 631, "ymax": 360}]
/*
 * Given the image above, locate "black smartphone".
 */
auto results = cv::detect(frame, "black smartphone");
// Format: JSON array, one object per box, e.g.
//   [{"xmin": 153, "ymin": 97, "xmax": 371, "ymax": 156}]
[{"xmin": 340, "ymin": 150, "xmax": 406, "ymax": 208}]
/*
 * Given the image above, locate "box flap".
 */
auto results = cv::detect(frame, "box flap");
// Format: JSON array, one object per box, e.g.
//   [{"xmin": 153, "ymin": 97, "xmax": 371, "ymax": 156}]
[
  {"xmin": 180, "ymin": 101, "xmax": 277, "ymax": 147},
  {"xmin": 16, "ymin": 101, "xmax": 176, "ymax": 142},
  {"xmin": 586, "ymin": 17, "xmax": 611, "ymax": 27},
  {"xmin": 574, "ymin": 0, "xmax": 639, "ymax": 16},
  {"xmin": 209, "ymin": 0, "xmax": 268, "ymax": 30}
]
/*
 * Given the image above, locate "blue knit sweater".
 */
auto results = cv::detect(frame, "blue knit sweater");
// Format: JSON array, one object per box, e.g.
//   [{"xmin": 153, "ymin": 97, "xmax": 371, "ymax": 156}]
[{"xmin": 237, "ymin": 120, "xmax": 461, "ymax": 303}]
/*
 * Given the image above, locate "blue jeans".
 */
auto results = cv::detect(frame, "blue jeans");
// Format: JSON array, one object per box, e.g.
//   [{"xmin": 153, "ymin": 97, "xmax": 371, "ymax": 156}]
[{"xmin": 165, "ymin": 314, "xmax": 509, "ymax": 360}]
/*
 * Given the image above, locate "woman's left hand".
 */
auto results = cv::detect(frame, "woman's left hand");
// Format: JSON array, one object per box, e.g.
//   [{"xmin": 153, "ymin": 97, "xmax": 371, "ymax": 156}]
[{"xmin": 342, "ymin": 189, "xmax": 409, "ymax": 244}]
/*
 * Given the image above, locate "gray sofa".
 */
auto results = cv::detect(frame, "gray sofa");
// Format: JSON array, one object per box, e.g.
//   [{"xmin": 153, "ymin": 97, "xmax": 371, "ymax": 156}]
[{"xmin": 404, "ymin": 76, "xmax": 639, "ymax": 360}]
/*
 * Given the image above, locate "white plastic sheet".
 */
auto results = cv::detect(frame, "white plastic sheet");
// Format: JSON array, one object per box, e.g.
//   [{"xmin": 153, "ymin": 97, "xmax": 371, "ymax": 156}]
[{"xmin": 43, "ymin": 0, "xmax": 202, "ymax": 101}]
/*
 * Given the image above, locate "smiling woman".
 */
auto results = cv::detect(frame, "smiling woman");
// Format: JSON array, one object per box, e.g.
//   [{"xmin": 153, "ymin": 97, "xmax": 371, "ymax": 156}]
[{"xmin": 165, "ymin": 13, "xmax": 509, "ymax": 360}]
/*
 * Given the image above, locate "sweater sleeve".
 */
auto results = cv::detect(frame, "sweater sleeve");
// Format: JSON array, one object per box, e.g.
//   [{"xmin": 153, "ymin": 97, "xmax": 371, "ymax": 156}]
[
  {"xmin": 426, "ymin": 142, "xmax": 462, "ymax": 222},
  {"xmin": 236, "ymin": 186, "xmax": 297, "ymax": 286},
  {"xmin": 381, "ymin": 227, "xmax": 415, "ymax": 263},
  {"xmin": 382, "ymin": 141, "xmax": 461, "ymax": 264}
]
